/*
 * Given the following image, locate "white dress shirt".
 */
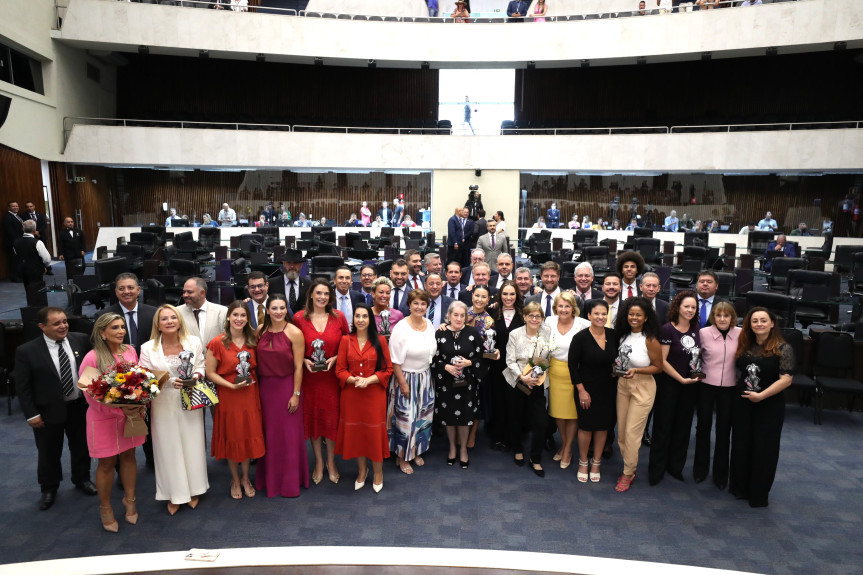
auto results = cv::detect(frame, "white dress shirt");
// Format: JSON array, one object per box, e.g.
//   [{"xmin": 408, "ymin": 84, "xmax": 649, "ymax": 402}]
[
  {"xmin": 336, "ymin": 290, "xmax": 354, "ymax": 327},
  {"xmin": 409, "ymin": 274, "xmax": 424, "ymax": 290},
  {"xmin": 621, "ymin": 282, "xmax": 638, "ymax": 300},
  {"xmin": 44, "ymin": 335, "xmax": 80, "ymax": 401},
  {"xmin": 495, "ymin": 274, "xmax": 513, "ymax": 289},
  {"xmin": 19, "ymin": 233, "xmax": 51, "ymax": 265},
  {"xmin": 445, "ymin": 282, "xmax": 462, "ymax": 300},
  {"xmin": 218, "ymin": 208, "xmax": 237, "ymax": 226}
]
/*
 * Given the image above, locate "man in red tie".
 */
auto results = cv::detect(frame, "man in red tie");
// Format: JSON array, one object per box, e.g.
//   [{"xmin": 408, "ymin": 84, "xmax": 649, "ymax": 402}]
[
  {"xmin": 404, "ymin": 249, "xmax": 425, "ymax": 290},
  {"xmin": 617, "ymin": 252, "xmax": 646, "ymax": 300}
]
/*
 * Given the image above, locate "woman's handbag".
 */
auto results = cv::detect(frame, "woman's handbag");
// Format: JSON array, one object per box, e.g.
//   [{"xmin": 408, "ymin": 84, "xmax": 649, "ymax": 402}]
[{"xmin": 180, "ymin": 378, "xmax": 219, "ymax": 410}]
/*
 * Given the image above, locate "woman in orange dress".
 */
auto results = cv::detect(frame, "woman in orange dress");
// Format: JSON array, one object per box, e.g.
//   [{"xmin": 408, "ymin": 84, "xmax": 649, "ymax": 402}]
[
  {"xmin": 335, "ymin": 304, "xmax": 393, "ymax": 493},
  {"xmin": 206, "ymin": 301, "xmax": 266, "ymax": 500}
]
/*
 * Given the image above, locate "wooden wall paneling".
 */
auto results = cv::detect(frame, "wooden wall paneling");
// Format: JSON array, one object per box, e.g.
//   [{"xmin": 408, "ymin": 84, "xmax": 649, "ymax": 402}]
[
  {"xmin": 49, "ymin": 163, "xmax": 114, "ymax": 252},
  {"xmin": 0, "ymin": 144, "xmax": 45, "ymax": 278}
]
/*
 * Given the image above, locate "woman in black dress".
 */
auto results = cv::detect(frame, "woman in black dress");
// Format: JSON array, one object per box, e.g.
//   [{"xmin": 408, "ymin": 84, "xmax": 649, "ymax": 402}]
[
  {"xmin": 730, "ymin": 307, "xmax": 793, "ymax": 508},
  {"xmin": 432, "ymin": 301, "xmax": 483, "ymax": 469},
  {"xmin": 488, "ymin": 281, "xmax": 524, "ymax": 451},
  {"xmin": 569, "ymin": 299, "xmax": 618, "ymax": 484},
  {"xmin": 648, "ymin": 290, "xmax": 702, "ymax": 486}
]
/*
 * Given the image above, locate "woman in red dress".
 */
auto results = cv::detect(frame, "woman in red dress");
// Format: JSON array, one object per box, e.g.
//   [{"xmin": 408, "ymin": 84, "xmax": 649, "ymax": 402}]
[
  {"xmin": 293, "ymin": 278, "xmax": 350, "ymax": 485},
  {"xmin": 335, "ymin": 304, "xmax": 393, "ymax": 492},
  {"xmin": 206, "ymin": 301, "xmax": 266, "ymax": 500}
]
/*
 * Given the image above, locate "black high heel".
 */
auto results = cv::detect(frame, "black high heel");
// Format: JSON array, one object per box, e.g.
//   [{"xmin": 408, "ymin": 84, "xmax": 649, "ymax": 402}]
[{"xmin": 447, "ymin": 457, "xmax": 456, "ymax": 466}]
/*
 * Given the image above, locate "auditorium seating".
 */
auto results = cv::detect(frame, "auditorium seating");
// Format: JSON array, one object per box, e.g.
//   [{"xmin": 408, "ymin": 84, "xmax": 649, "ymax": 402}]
[{"xmin": 813, "ymin": 331, "xmax": 863, "ymax": 425}]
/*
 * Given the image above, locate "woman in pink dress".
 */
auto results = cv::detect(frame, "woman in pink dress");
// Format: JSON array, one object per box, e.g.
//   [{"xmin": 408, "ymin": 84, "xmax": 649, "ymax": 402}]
[
  {"xmin": 370, "ymin": 277, "xmax": 404, "ymax": 335},
  {"xmin": 360, "ymin": 201, "xmax": 372, "ymax": 227},
  {"xmin": 255, "ymin": 294, "xmax": 308, "ymax": 497},
  {"xmin": 292, "ymin": 278, "xmax": 350, "ymax": 485},
  {"xmin": 78, "ymin": 313, "xmax": 144, "ymax": 533},
  {"xmin": 533, "ymin": 0, "xmax": 547, "ymax": 22}
]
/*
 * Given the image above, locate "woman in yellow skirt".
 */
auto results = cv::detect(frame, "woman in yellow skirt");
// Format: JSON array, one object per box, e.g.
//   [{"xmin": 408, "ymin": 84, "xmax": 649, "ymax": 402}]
[{"xmin": 546, "ymin": 292, "xmax": 590, "ymax": 468}]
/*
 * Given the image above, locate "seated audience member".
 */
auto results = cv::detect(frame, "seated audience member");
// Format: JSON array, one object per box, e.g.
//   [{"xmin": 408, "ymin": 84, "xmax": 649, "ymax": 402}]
[
  {"xmin": 568, "ymin": 214, "xmax": 581, "ymax": 229},
  {"xmin": 345, "ymin": 213, "xmax": 361, "ymax": 227},
  {"xmin": 635, "ymin": 0, "xmax": 648, "ymax": 15},
  {"xmin": 593, "ymin": 218, "xmax": 606, "ymax": 231},
  {"xmin": 293, "ymin": 213, "xmax": 310, "ymax": 227},
  {"xmin": 371, "ymin": 215, "xmax": 384, "ymax": 228},
  {"xmin": 763, "ymin": 235, "xmax": 796, "ymax": 271},
  {"xmin": 313, "ymin": 217, "xmax": 327, "ymax": 227},
  {"xmin": 255, "ymin": 215, "xmax": 268, "ymax": 228},
  {"xmin": 201, "ymin": 213, "xmax": 220, "ymax": 227},
  {"xmin": 582, "ymin": 216, "xmax": 592, "ymax": 229},
  {"xmin": 707, "ymin": 220, "xmax": 720, "ymax": 233},
  {"xmin": 625, "ymin": 217, "xmax": 640, "ymax": 231},
  {"xmin": 401, "ymin": 215, "xmax": 418, "ymax": 228},
  {"xmin": 532, "ymin": 217, "xmax": 547, "ymax": 229},
  {"xmin": 664, "ymin": 210, "xmax": 680, "ymax": 232},
  {"xmin": 165, "ymin": 208, "xmax": 178, "ymax": 227},
  {"xmin": 230, "ymin": 0, "xmax": 249, "ymax": 11},
  {"xmin": 738, "ymin": 222, "xmax": 756, "ymax": 235},
  {"xmin": 821, "ymin": 217, "xmax": 833, "ymax": 236},
  {"xmin": 692, "ymin": 220, "xmax": 704, "ymax": 233},
  {"xmin": 789, "ymin": 222, "xmax": 811, "ymax": 236},
  {"xmin": 695, "ymin": 0, "xmax": 716, "ymax": 8},
  {"xmin": 739, "ymin": 0, "xmax": 762, "ymax": 6},
  {"xmin": 758, "ymin": 211, "xmax": 778, "ymax": 231},
  {"xmin": 280, "ymin": 210, "xmax": 291, "ymax": 225},
  {"xmin": 610, "ymin": 219, "xmax": 622, "ymax": 231},
  {"xmin": 680, "ymin": 213, "xmax": 695, "ymax": 231}
]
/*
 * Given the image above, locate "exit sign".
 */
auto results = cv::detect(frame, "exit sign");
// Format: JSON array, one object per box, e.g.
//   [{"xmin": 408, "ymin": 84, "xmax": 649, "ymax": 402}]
[{"xmin": 74, "ymin": 177, "xmax": 87, "ymax": 183}]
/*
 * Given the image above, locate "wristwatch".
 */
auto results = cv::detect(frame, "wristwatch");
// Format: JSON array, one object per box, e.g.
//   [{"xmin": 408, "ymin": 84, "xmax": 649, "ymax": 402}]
[{"xmin": 294, "ymin": 390, "xmax": 301, "ymax": 397}]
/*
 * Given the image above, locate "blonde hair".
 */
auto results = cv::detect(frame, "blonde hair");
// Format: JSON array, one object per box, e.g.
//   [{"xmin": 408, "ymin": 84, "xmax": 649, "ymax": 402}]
[
  {"xmin": 91, "ymin": 313, "xmax": 129, "ymax": 371},
  {"xmin": 150, "ymin": 304, "xmax": 191, "ymax": 347},
  {"xmin": 554, "ymin": 291, "xmax": 580, "ymax": 318}
]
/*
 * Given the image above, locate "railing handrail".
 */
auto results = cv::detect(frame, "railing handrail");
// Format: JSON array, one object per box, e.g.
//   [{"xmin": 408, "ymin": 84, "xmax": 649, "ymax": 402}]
[{"xmin": 57, "ymin": 0, "xmax": 803, "ymax": 31}]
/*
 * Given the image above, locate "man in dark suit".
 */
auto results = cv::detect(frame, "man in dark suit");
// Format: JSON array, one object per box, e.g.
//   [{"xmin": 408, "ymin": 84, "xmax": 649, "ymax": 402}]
[
  {"xmin": 57, "ymin": 216, "xmax": 87, "ymax": 280},
  {"xmin": 334, "ymin": 266, "xmax": 366, "ymax": 327},
  {"xmin": 389, "ymin": 259, "xmax": 412, "ymax": 310},
  {"xmin": 506, "ymin": 0, "xmax": 530, "ymax": 21},
  {"xmin": 14, "ymin": 306, "xmax": 96, "ymax": 510},
  {"xmin": 695, "ymin": 270, "xmax": 726, "ymax": 328},
  {"xmin": 3, "ymin": 200, "xmax": 24, "ymax": 281},
  {"xmin": 458, "ymin": 262, "xmax": 499, "ymax": 307},
  {"xmin": 377, "ymin": 201, "xmax": 393, "ymax": 227},
  {"xmin": 573, "ymin": 262, "xmax": 603, "ymax": 311},
  {"xmin": 490, "ymin": 253, "xmax": 515, "ymax": 289},
  {"xmin": 601, "ymin": 272, "xmax": 622, "ymax": 325},
  {"xmin": 246, "ymin": 271, "xmax": 272, "ymax": 329},
  {"xmin": 547, "ymin": 203, "xmax": 561, "ymax": 229},
  {"xmin": 15, "ymin": 220, "xmax": 52, "ymax": 307},
  {"xmin": 470, "ymin": 209, "xmax": 487, "ymax": 251},
  {"xmin": 280, "ymin": 249, "xmax": 309, "ymax": 315},
  {"xmin": 23, "ymin": 201, "xmax": 47, "ymax": 240},
  {"xmin": 391, "ymin": 199, "xmax": 404, "ymax": 227},
  {"xmin": 400, "ymin": 272, "xmax": 453, "ymax": 329},
  {"xmin": 525, "ymin": 261, "xmax": 563, "ymax": 317},
  {"xmin": 447, "ymin": 207, "xmax": 473, "ymax": 266},
  {"xmin": 515, "ymin": 266, "xmax": 539, "ymax": 298},
  {"xmin": 640, "ymin": 272, "xmax": 669, "ymax": 326},
  {"xmin": 460, "ymin": 248, "xmax": 487, "ymax": 286},
  {"xmin": 444, "ymin": 261, "xmax": 465, "ymax": 301},
  {"xmin": 617, "ymin": 251, "xmax": 646, "ymax": 300},
  {"xmin": 99, "ymin": 272, "xmax": 158, "ymax": 467}
]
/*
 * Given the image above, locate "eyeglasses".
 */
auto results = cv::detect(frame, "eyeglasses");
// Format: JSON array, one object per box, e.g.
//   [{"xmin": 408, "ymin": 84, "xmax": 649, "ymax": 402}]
[
  {"xmin": 526, "ymin": 314, "xmax": 543, "ymax": 320},
  {"xmin": 248, "ymin": 284, "xmax": 266, "ymax": 291}
]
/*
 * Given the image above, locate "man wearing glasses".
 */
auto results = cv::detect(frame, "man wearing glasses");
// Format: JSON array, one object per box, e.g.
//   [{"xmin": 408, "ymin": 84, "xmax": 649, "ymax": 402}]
[{"xmin": 246, "ymin": 271, "xmax": 276, "ymax": 329}]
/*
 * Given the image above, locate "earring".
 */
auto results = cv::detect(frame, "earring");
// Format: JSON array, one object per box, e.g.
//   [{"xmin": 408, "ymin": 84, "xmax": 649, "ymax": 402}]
[{"xmin": 101, "ymin": 336, "xmax": 107, "ymax": 341}]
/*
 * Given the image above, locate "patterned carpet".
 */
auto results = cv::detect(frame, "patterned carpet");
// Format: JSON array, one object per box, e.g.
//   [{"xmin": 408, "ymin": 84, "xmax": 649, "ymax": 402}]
[{"xmin": 0, "ymin": 401, "xmax": 860, "ymax": 575}]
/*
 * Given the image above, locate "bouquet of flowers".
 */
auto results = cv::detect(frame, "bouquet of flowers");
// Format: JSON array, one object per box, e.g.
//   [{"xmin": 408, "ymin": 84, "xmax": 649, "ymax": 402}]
[
  {"xmin": 80, "ymin": 361, "xmax": 167, "ymax": 438},
  {"xmin": 520, "ymin": 335, "xmax": 557, "ymax": 388}
]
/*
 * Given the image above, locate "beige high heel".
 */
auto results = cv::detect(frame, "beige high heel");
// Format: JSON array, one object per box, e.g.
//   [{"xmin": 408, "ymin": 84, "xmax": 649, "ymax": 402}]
[
  {"xmin": 122, "ymin": 497, "xmax": 138, "ymax": 525},
  {"xmin": 101, "ymin": 505, "xmax": 119, "ymax": 533}
]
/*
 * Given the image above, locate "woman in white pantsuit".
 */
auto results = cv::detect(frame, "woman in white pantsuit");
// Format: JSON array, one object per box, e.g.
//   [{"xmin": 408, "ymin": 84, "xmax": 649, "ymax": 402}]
[{"xmin": 140, "ymin": 304, "xmax": 209, "ymax": 515}]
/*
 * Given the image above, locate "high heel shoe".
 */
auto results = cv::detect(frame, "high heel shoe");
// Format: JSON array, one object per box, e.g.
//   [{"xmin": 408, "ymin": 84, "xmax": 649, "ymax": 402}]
[
  {"xmin": 447, "ymin": 457, "xmax": 456, "ymax": 466},
  {"xmin": 188, "ymin": 496, "xmax": 200, "ymax": 509},
  {"xmin": 460, "ymin": 458, "xmax": 470, "ymax": 469},
  {"xmin": 241, "ymin": 479, "xmax": 256, "ymax": 498},
  {"xmin": 354, "ymin": 469, "xmax": 369, "ymax": 491},
  {"xmin": 589, "ymin": 458, "xmax": 601, "ymax": 483},
  {"xmin": 167, "ymin": 502, "xmax": 180, "ymax": 516},
  {"xmin": 122, "ymin": 497, "xmax": 138, "ymax": 525},
  {"xmin": 327, "ymin": 464, "xmax": 340, "ymax": 484},
  {"xmin": 100, "ymin": 505, "xmax": 119, "ymax": 533},
  {"xmin": 577, "ymin": 459, "xmax": 589, "ymax": 483},
  {"xmin": 373, "ymin": 480, "xmax": 383, "ymax": 493}
]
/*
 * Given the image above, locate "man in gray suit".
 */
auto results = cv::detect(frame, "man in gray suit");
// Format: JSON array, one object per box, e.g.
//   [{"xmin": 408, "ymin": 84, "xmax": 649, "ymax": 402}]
[
  {"xmin": 177, "ymin": 277, "xmax": 228, "ymax": 349},
  {"xmin": 476, "ymin": 220, "xmax": 506, "ymax": 272}
]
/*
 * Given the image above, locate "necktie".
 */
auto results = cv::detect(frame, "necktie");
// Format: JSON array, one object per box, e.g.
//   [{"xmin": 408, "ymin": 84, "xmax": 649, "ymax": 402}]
[
  {"xmin": 627, "ymin": 285, "xmax": 633, "ymax": 299},
  {"xmin": 340, "ymin": 295, "xmax": 349, "ymax": 318},
  {"xmin": 257, "ymin": 303, "xmax": 265, "ymax": 327},
  {"xmin": 393, "ymin": 288, "xmax": 401, "ymax": 310},
  {"xmin": 413, "ymin": 276, "xmax": 420, "ymax": 289},
  {"xmin": 450, "ymin": 286, "xmax": 456, "ymax": 299},
  {"xmin": 428, "ymin": 299, "xmax": 436, "ymax": 321},
  {"xmin": 289, "ymin": 280, "xmax": 297, "ymax": 310},
  {"xmin": 491, "ymin": 234, "xmax": 495, "ymax": 248},
  {"xmin": 700, "ymin": 299, "xmax": 709, "ymax": 328},
  {"xmin": 57, "ymin": 339, "xmax": 75, "ymax": 398},
  {"xmin": 545, "ymin": 294, "xmax": 552, "ymax": 317},
  {"xmin": 126, "ymin": 311, "xmax": 138, "ymax": 346},
  {"xmin": 193, "ymin": 308, "xmax": 201, "ymax": 328},
  {"xmin": 365, "ymin": 292, "xmax": 373, "ymax": 305},
  {"xmin": 606, "ymin": 307, "xmax": 613, "ymax": 328}
]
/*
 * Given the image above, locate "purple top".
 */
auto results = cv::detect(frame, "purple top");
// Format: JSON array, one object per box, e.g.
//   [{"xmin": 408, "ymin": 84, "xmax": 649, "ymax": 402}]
[{"xmin": 659, "ymin": 322, "xmax": 701, "ymax": 379}]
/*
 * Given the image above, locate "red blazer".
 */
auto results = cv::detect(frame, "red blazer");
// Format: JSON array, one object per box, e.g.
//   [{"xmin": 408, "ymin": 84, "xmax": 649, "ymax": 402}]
[{"xmin": 335, "ymin": 334, "xmax": 393, "ymax": 389}]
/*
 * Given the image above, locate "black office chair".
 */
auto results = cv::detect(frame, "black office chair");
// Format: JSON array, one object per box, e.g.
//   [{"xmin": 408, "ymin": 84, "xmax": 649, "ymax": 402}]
[
  {"xmin": 684, "ymin": 232, "xmax": 709, "ymax": 248},
  {"xmin": 574, "ymin": 229, "xmax": 598, "ymax": 249},
  {"xmin": 376, "ymin": 259, "xmax": 394, "ymax": 277},
  {"xmin": 311, "ymin": 256, "xmax": 345, "ymax": 280},
  {"xmin": 804, "ymin": 232, "xmax": 833, "ymax": 261},
  {"xmin": 813, "ymin": 331, "xmax": 863, "ymax": 425},
  {"xmin": 115, "ymin": 244, "xmax": 145, "ymax": 269},
  {"xmin": 786, "ymin": 269, "xmax": 834, "ymax": 328},
  {"xmin": 634, "ymin": 237, "xmax": 662, "ymax": 265},
  {"xmin": 239, "ymin": 234, "xmax": 264, "ymax": 257},
  {"xmin": 715, "ymin": 271, "xmax": 735, "ymax": 297},
  {"xmin": 633, "ymin": 226, "xmax": 653, "ymax": 239},
  {"xmin": 583, "ymin": 246, "xmax": 610, "ymax": 273},
  {"xmin": 850, "ymin": 252, "xmax": 863, "ymax": 297},
  {"xmin": 144, "ymin": 278, "xmax": 165, "ymax": 307},
  {"xmin": 748, "ymin": 231, "xmax": 774, "ymax": 256},
  {"xmin": 94, "ymin": 256, "xmax": 130, "ymax": 286},
  {"xmin": 832, "ymin": 245, "xmax": 863, "ymax": 274},
  {"xmin": 168, "ymin": 258, "xmax": 202, "ymax": 286},
  {"xmin": 128, "ymin": 232, "xmax": 158, "ymax": 256},
  {"xmin": 745, "ymin": 292, "xmax": 795, "ymax": 328},
  {"xmin": 768, "ymin": 257, "xmax": 806, "ymax": 292},
  {"xmin": 669, "ymin": 246, "xmax": 708, "ymax": 288},
  {"xmin": 780, "ymin": 327, "xmax": 817, "ymax": 420},
  {"xmin": 197, "ymin": 226, "xmax": 221, "ymax": 250}
]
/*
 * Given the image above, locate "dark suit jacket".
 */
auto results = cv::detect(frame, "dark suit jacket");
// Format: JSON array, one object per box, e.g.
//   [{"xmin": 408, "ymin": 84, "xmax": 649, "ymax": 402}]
[
  {"xmin": 573, "ymin": 288, "xmax": 604, "ymax": 313},
  {"xmin": 101, "ymin": 303, "xmax": 157, "ymax": 354},
  {"xmin": 399, "ymin": 294, "xmax": 455, "ymax": 318},
  {"xmin": 507, "ymin": 0, "xmax": 530, "ymax": 18},
  {"xmin": 23, "ymin": 211, "xmax": 47, "ymax": 239},
  {"xmin": 280, "ymin": 275, "xmax": 310, "ymax": 315},
  {"xmin": 3, "ymin": 211, "xmax": 24, "ymax": 248},
  {"xmin": 492, "ymin": 311, "xmax": 525, "ymax": 374},
  {"xmin": 335, "ymin": 289, "xmax": 367, "ymax": 316},
  {"xmin": 57, "ymin": 227, "xmax": 86, "ymax": 261},
  {"xmin": 489, "ymin": 272, "xmax": 515, "ymax": 289},
  {"xmin": 14, "ymin": 333, "xmax": 92, "ymax": 424},
  {"xmin": 447, "ymin": 215, "xmax": 466, "ymax": 247},
  {"xmin": 246, "ymin": 298, "xmax": 269, "ymax": 330},
  {"xmin": 654, "ymin": 298, "xmax": 670, "ymax": 326}
]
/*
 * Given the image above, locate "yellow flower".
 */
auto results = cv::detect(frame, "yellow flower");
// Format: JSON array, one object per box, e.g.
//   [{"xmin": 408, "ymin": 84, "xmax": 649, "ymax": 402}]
[
  {"xmin": 115, "ymin": 374, "xmax": 126, "ymax": 383},
  {"xmin": 109, "ymin": 388, "xmax": 122, "ymax": 398}
]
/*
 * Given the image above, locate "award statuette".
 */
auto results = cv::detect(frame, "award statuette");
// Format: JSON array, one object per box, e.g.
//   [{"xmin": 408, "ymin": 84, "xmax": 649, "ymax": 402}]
[
  {"xmin": 483, "ymin": 328, "xmax": 498, "ymax": 359},
  {"xmin": 310, "ymin": 338, "xmax": 328, "ymax": 372},
  {"xmin": 451, "ymin": 356, "xmax": 468, "ymax": 388},
  {"xmin": 235, "ymin": 350, "xmax": 253, "ymax": 386},
  {"xmin": 177, "ymin": 350, "xmax": 196, "ymax": 388},
  {"xmin": 613, "ymin": 343, "xmax": 632, "ymax": 378},
  {"xmin": 689, "ymin": 347, "xmax": 706, "ymax": 380},
  {"xmin": 379, "ymin": 309, "xmax": 391, "ymax": 338}
]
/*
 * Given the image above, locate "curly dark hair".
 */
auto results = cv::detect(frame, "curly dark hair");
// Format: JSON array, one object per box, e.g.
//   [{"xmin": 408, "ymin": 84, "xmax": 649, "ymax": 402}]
[
  {"xmin": 667, "ymin": 289, "xmax": 699, "ymax": 326},
  {"xmin": 616, "ymin": 251, "xmax": 646, "ymax": 277},
  {"xmin": 494, "ymin": 280, "xmax": 523, "ymax": 320},
  {"xmin": 614, "ymin": 296, "xmax": 660, "ymax": 341}
]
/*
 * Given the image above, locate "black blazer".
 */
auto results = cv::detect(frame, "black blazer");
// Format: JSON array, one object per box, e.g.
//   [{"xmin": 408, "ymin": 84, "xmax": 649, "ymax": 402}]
[
  {"xmin": 279, "ymin": 275, "xmax": 310, "ymax": 315},
  {"xmin": 100, "ymin": 303, "xmax": 158, "ymax": 354},
  {"xmin": 459, "ymin": 284, "xmax": 499, "ymax": 308},
  {"xmin": 23, "ymin": 211, "xmax": 47, "ymax": 239},
  {"xmin": 491, "ymin": 311, "xmax": 525, "ymax": 375},
  {"xmin": 3, "ymin": 212, "xmax": 23, "ymax": 247},
  {"xmin": 14, "ymin": 333, "xmax": 92, "ymax": 424},
  {"xmin": 654, "ymin": 298, "xmax": 670, "ymax": 326},
  {"xmin": 57, "ymin": 227, "xmax": 86, "ymax": 261}
]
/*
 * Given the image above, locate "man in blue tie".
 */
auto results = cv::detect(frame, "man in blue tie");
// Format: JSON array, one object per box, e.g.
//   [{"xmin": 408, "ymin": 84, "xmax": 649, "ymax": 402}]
[
  {"xmin": 334, "ymin": 266, "xmax": 365, "ymax": 327},
  {"xmin": 696, "ymin": 270, "xmax": 721, "ymax": 328},
  {"xmin": 507, "ymin": 0, "xmax": 530, "ymax": 22},
  {"xmin": 525, "ymin": 261, "xmax": 562, "ymax": 317},
  {"xmin": 359, "ymin": 264, "xmax": 377, "ymax": 305},
  {"xmin": 388, "ymin": 259, "xmax": 412, "ymax": 310}
]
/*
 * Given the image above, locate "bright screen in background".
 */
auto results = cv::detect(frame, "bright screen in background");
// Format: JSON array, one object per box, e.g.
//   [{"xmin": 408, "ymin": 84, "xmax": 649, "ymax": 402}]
[{"xmin": 439, "ymin": 69, "xmax": 515, "ymax": 136}]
